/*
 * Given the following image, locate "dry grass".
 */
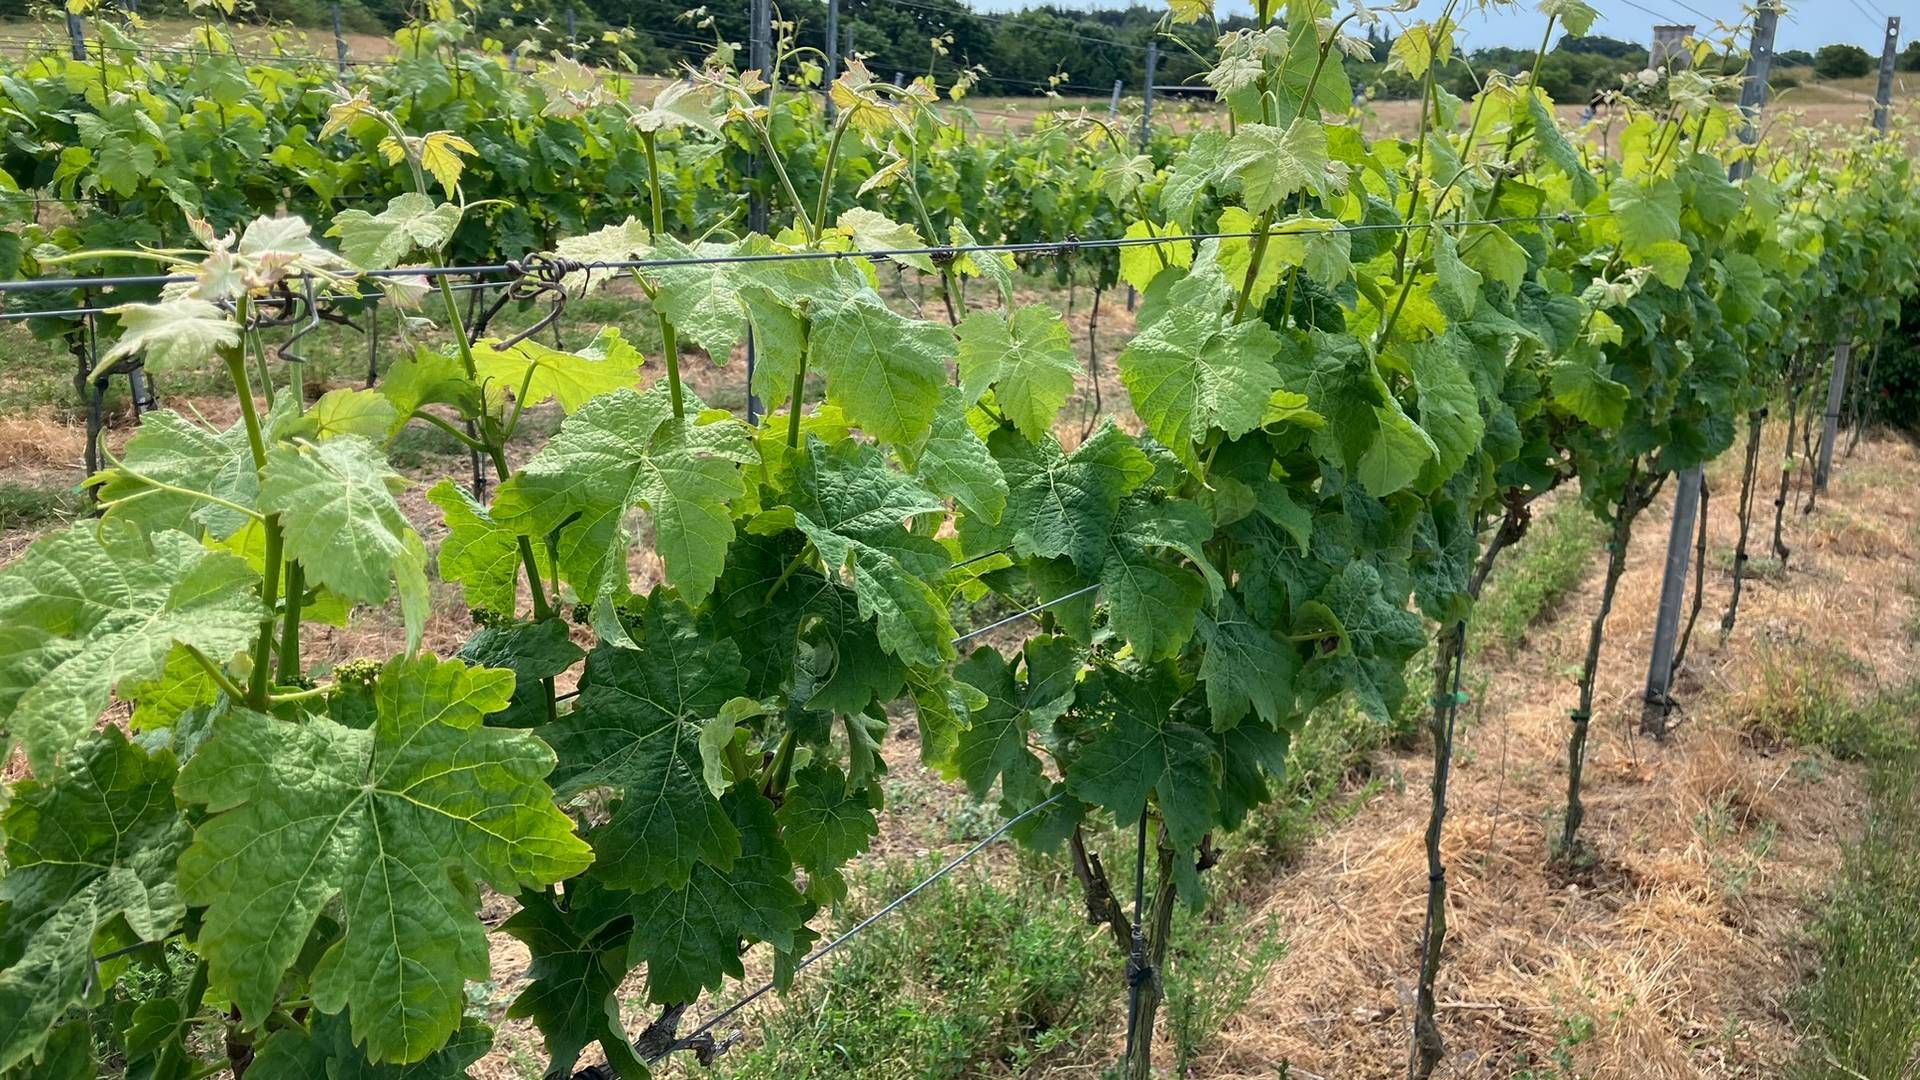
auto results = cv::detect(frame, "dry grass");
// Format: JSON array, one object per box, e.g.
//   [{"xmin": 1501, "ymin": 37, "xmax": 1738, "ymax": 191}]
[{"xmin": 1182, "ymin": 436, "xmax": 1920, "ymax": 1079}]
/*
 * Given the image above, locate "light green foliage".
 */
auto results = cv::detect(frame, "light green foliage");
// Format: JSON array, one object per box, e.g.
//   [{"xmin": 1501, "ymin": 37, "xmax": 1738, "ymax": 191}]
[
  {"xmin": 494, "ymin": 383, "xmax": 757, "ymax": 604},
  {"xmin": 327, "ymin": 193, "xmax": 462, "ymax": 268},
  {"xmin": 955, "ymin": 305, "xmax": 1080, "ymax": 441},
  {"xmin": 176, "ymin": 656, "xmax": 588, "ymax": 1064},
  {"xmin": 0, "ymin": 522, "xmax": 261, "ymax": 771}
]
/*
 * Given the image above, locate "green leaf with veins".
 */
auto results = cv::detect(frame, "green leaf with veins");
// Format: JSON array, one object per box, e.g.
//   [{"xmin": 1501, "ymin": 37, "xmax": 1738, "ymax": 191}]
[
  {"xmin": 836, "ymin": 208, "xmax": 935, "ymax": 272},
  {"xmin": 545, "ymin": 592, "xmax": 747, "ymax": 892},
  {"xmin": 378, "ymin": 348, "xmax": 481, "ymax": 435},
  {"xmin": 805, "ymin": 291, "xmax": 953, "ymax": 446},
  {"xmin": 299, "ymin": 388, "xmax": 401, "ymax": 443},
  {"xmin": 623, "ymin": 789, "xmax": 808, "ymax": 1005},
  {"xmin": 1293, "ymin": 561, "xmax": 1425, "ymax": 723},
  {"xmin": 1101, "ymin": 495, "xmax": 1213, "ymax": 661},
  {"xmin": 778, "ymin": 760, "xmax": 879, "ymax": 904},
  {"xmin": 472, "ymin": 328, "xmax": 641, "ymax": 414},
  {"xmin": 0, "ymin": 521, "xmax": 261, "ymax": 772},
  {"xmin": 326, "ymin": 192, "xmax": 462, "ymax": 269},
  {"xmin": 496, "ymin": 889, "xmax": 631, "ymax": 1080},
  {"xmin": 911, "ymin": 386, "xmax": 1007, "ymax": 524},
  {"xmin": 427, "ymin": 479, "xmax": 552, "ymax": 618},
  {"xmin": 175, "ymin": 655, "xmax": 588, "ymax": 1065},
  {"xmin": 952, "ymin": 636, "xmax": 1079, "ymax": 803},
  {"xmin": 1065, "ymin": 665, "xmax": 1219, "ymax": 851},
  {"xmin": 0, "ymin": 728, "xmax": 189, "ymax": 1073},
  {"xmin": 1118, "ymin": 267, "xmax": 1286, "ymax": 470},
  {"xmin": 972, "ymin": 423, "xmax": 1154, "ymax": 575},
  {"xmin": 248, "ymin": 1012, "xmax": 493, "ymax": 1080},
  {"xmin": 1197, "ymin": 592, "xmax": 1298, "ymax": 731},
  {"xmin": 954, "ymin": 305, "xmax": 1080, "ymax": 441},
  {"xmin": 453, "ymin": 619, "xmax": 582, "ymax": 728},
  {"xmin": 493, "ymin": 383, "xmax": 756, "ymax": 605},
  {"xmin": 91, "ymin": 409, "xmax": 254, "ymax": 539},
  {"xmin": 258, "ymin": 436, "xmax": 420, "ymax": 608},
  {"xmin": 1221, "ymin": 119, "xmax": 1340, "ymax": 215},
  {"xmin": 786, "ymin": 438, "xmax": 955, "ymax": 667}
]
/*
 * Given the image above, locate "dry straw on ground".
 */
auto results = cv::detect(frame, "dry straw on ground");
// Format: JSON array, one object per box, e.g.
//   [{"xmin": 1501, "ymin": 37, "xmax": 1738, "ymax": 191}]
[{"xmin": 1196, "ymin": 434, "xmax": 1918, "ymax": 1080}]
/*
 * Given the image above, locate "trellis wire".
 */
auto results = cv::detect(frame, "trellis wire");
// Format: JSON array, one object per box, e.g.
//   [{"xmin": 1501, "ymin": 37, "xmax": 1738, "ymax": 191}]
[{"xmin": 0, "ymin": 210, "xmax": 1610, "ymax": 310}]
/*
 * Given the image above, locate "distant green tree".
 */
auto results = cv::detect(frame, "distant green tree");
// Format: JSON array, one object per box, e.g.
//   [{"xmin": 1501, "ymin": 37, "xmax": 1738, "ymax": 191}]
[
  {"xmin": 1899, "ymin": 40, "xmax": 1920, "ymax": 72},
  {"xmin": 1814, "ymin": 43, "xmax": 1873, "ymax": 80},
  {"xmin": 1777, "ymin": 48, "xmax": 1815, "ymax": 67}
]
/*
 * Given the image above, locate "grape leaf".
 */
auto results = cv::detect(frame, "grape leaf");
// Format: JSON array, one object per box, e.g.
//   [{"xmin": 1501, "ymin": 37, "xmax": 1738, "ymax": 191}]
[
  {"xmin": 1293, "ymin": 561, "xmax": 1425, "ymax": 722},
  {"xmin": 777, "ymin": 760, "xmax": 879, "ymax": 904},
  {"xmin": 100, "ymin": 298, "xmax": 240, "ymax": 374},
  {"xmin": 300, "ymin": 388, "xmax": 401, "ymax": 443},
  {"xmin": 623, "ymin": 789, "xmax": 808, "ymax": 1004},
  {"xmin": 1118, "ymin": 267, "xmax": 1286, "ymax": 469},
  {"xmin": 493, "ymin": 383, "xmax": 756, "ymax": 606},
  {"xmin": 427, "ymin": 479, "xmax": 551, "ymax": 618},
  {"xmin": 806, "ymin": 292, "xmax": 953, "ymax": 446},
  {"xmin": 1065, "ymin": 665, "xmax": 1219, "ymax": 851},
  {"xmin": 785, "ymin": 438, "xmax": 955, "ymax": 667},
  {"xmin": 0, "ymin": 522, "xmax": 261, "ymax": 772},
  {"xmin": 952, "ymin": 636, "xmax": 1079, "ymax": 803},
  {"xmin": 1221, "ymin": 118, "xmax": 1341, "ymax": 214},
  {"xmin": 836, "ymin": 207, "xmax": 934, "ymax": 272},
  {"xmin": 496, "ymin": 890, "xmax": 632, "ymax": 1080},
  {"xmin": 1196, "ymin": 593, "xmax": 1298, "ymax": 731},
  {"xmin": 91, "ymin": 409, "xmax": 254, "ymax": 539},
  {"xmin": 327, "ymin": 193, "xmax": 462, "ymax": 269},
  {"xmin": 911, "ymin": 387, "xmax": 1008, "ymax": 524},
  {"xmin": 259, "ymin": 436, "xmax": 420, "ymax": 609},
  {"xmin": 545, "ymin": 592, "xmax": 747, "ymax": 893},
  {"xmin": 954, "ymin": 305, "xmax": 1080, "ymax": 441},
  {"xmin": 472, "ymin": 328, "xmax": 641, "ymax": 414},
  {"xmin": 453, "ymin": 619, "xmax": 582, "ymax": 728},
  {"xmin": 973, "ymin": 424, "xmax": 1154, "ymax": 575},
  {"xmin": 1101, "ymin": 495, "xmax": 1213, "ymax": 661},
  {"xmin": 249, "ymin": 1013, "xmax": 493, "ymax": 1080},
  {"xmin": 378, "ymin": 348, "xmax": 481, "ymax": 434},
  {"xmin": 0, "ymin": 729, "xmax": 189, "ymax": 1073},
  {"xmin": 175, "ymin": 656, "xmax": 590, "ymax": 1064}
]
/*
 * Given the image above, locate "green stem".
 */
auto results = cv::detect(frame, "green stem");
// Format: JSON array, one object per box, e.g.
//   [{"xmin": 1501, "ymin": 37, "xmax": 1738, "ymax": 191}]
[
  {"xmin": 183, "ymin": 644, "xmax": 249, "ymax": 704},
  {"xmin": 269, "ymin": 684, "xmax": 335, "ymax": 705},
  {"xmin": 787, "ymin": 318, "xmax": 811, "ymax": 448},
  {"xmin": 411, "ymin": 410, "xmax": 489, "ymax": 453},
  {"xmin": 761, "ymin": 729, "xmax": 798, "ymax": 797},
  {"xmin": 764, "ymin": 544, "xmax": 812, "ymax": 603},
  {"xmin": 1233, "ymin": 209, "xmax": 1276, "ymax": 322},
  {"xmin": 811, "ymin": 112, "xmax": 854, "ymax": 245},
  {"xmin": 642, "ymin": 133, "xmax": 687, "ymax": 420},
  {"xmin": 277, "ymin": 561, "xmax": 303, "ymax": 686}
]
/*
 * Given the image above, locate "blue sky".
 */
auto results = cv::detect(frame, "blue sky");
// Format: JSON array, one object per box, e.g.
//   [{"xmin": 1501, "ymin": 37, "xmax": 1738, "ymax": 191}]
[{"xmin": 970, "ymin": 1, "xmax": 1916, "ymax": 56}]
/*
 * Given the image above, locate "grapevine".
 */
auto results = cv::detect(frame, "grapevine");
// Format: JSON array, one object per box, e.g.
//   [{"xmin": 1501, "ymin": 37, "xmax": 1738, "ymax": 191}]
[{"xmin": 0, "ymin": 2, "xmax": 1915, "ymax": 1079}]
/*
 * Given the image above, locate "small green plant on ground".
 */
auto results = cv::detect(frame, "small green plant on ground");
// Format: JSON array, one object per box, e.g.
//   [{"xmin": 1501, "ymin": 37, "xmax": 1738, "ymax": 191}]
[
  {"xmin": 1740, "ymin": 644, "xmax": 1910, "ymax": 761},
  {"xmin": 1790, "ymin": 684, "xmax": 1920, "ymax": 1079},
  {"xmin": 1471, "ymin": 500, "xmax": 1606, "ymax": 655},
  {"xmin": 707, "ymin": 857, "xmax": 1106, "ymax": 1080}
]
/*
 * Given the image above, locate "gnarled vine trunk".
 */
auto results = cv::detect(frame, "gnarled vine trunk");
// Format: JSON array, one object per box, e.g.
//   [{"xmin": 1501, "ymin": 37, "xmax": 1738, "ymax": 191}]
[{"xmin": 1561, "ymin": 462, "xmax": 1645, "ymax": 862}]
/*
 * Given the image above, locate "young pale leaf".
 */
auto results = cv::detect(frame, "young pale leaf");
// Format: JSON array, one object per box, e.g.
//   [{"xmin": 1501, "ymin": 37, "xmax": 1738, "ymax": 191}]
[
  {"xmin": 493, "ymin": 383, "xmax": 756, "ymax": 606},
  {"xmin": 473, "ymin": 328, "xmax": 642, "ymax": 414},
  {"xmin": 546, "ymin": 593, "xmax": 748, "ymax": 893},
  {"xmin": 176, "ymin": 656, "xmax": 590, "ymax": 1064},
  {"xmin": 100, "ymin": 298, "xmax": 240, "ymax": 373},
  {"xmin": 326, "ymin": 192, "xmax": 462, "ymax": 269},
  {"xmin": 0, "ymin": 522, "xmax": 261, "ymax": 772},
  {"xmin": 0, "ymin": 729, "xmax": 189, "ymax": 1074},
  {"xmin": 954, "ymin": 305, "xmax": 1079, "ymax": 441},
  {"xmin": 835, "ymin": 207, "xmax": 934, "ymax": 272},
  {"xmin": 1221, "ymin": 119, "xmax": 1341, "ymax": 215},
  {"xmin": 377, "ymin": 347, "xmax": 481, "ymax": 434}
]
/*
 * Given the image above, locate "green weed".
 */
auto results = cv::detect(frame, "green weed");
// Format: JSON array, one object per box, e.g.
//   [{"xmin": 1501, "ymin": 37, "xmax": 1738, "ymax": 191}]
[
  {"xmin": 0, "ymin": 482, "xmax": 82, "ymax": 531},
  {"xmin": 1790, "ymin": 684, "xmax": 1920, "ymax": 1079},
  {"xmin": 1472, "ymin": 501, "xmax": 1606, "ymax": 654}
]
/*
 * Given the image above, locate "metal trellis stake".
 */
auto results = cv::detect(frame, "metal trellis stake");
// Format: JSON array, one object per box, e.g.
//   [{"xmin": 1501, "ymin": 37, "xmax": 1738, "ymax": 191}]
[
  {"xmin": 1875, "ymin": 17, "xmax": 1901, "ymax": 134},
  {"xmin": 743, "ymin": 0, "xmax": 773, "ymax": 424},
  {"xmin": 67, "ymin": 11, "xmax": 85, "ymax": 61},
  {"xmin": 1138, "ymin": 41, "xmax": 1157, "ymax": 153},
  {"xmin": 1108, "ymin": 79, "xmax": 1123, "ymax": 121},
  {"xmin": 1641, "ymin": 1, "xmax": 1776, "ymax": 735},
  {"xmin": 332, "ymin": 3, "xmax": 348, "ymax": 74},
  {"xmin": 825, "ymin": 0, "xmax": 839, "ymax": 121},
  {"xmin": 1816, "ymin": 335, "xmax": 1851, "ymax": 492}
]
